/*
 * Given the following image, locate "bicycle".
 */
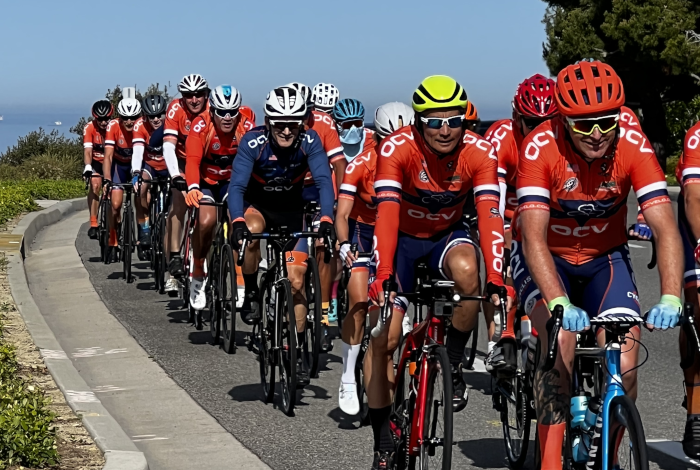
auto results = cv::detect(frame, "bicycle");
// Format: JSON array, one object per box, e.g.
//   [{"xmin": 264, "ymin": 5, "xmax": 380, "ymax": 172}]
[
  {"xmin": 109, "ymin": 183, "xmax": 136, "ymax": 283},
  {"xmin": 240, "ymin": 227, "xmax": 330, "ymax": 416},
  {"xmin": 84, "ymin": 174, "xmax": 109, "ymax": 263},
  {"xmin": 304, "ymin": 202, "xmax": 333, "ymax": 355},
  {"xmin": 535, "ymin": 303, "xmax": 700, "ymax": 470},
  {"xmin": 142, "ymin": 177, "xmax": 171, "ymax": 293},
  {"xmin": 374, "ymin": 267, "xmax": 505, "ymax": 470}
]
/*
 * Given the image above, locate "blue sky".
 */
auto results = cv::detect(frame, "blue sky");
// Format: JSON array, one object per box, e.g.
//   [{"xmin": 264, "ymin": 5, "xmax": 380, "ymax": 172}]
[{"xmin": 0, "ymin": 0, "xmax": 549, "ymax": 120}]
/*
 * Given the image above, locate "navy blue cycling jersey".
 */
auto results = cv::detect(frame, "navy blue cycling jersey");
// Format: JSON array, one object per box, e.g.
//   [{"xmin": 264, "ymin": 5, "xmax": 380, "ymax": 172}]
[{"xmin": 228, "ymin": 126, "xmax": 335, "ymax": 222}]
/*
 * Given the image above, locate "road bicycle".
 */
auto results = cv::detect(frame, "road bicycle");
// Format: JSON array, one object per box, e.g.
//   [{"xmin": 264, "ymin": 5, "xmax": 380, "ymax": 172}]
[
  {"xmin": 240, "ymin": 227, "xmax": 330, "ymax": 416},
  {"xmin": 142, "ymin": 177, "xmax": 171, "ymax": 293},
  {"xmin": 84, "ymin": 174, "xmax": 110, "ymax": 263},
  {"xmin": 108, "ymin": 183, "xmax": 136, "ymax": 283}
]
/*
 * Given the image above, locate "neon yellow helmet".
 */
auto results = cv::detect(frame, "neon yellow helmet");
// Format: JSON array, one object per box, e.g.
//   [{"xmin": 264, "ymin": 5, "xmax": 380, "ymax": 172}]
[{"xmin": 412, "ymin": 75, "xmax": 468, "ymax": 113}]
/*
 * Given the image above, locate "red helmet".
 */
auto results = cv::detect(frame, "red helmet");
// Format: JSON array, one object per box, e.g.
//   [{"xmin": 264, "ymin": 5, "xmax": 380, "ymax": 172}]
[
  {"xmin": 239, "ymin": 105, "xmax": 256, "ymax": 124},
  {"xmin": 513, "ymin": 74, "xmax": 557, "ymax": 118},
  {"xmin": 555, "ymin": 61, "xmax": 625, "ymax": 117},
  {"xmin": 464, "ymin": 101, "xmax": 478, "ymax": 121}
]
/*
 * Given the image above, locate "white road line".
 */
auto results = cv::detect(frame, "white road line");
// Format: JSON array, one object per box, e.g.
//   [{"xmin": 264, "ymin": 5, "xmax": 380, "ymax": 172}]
[
  {"xmin": 41, "ymin": 349, "xmax": 68, "ymax": 360},
  {"xmin": 647, "ymin": 440, "xmax": 700, "ymax": 467},
  {"xmin": 66, "ymin": 390, "xmax": 100, "ymax": 403}
]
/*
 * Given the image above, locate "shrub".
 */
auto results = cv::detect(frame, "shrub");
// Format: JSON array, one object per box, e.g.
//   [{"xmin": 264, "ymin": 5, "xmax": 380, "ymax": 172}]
[
  {"xmin": 0, "ymin": 324, "xmax": 59, "ymax": 468},
  {"xmin": 0, "ymin": 184, "xmax": 38, "ymax": 226},
  {"xmin": 0, "ymin": 152, "xmax": 83, "ymax": 181},
  {"xmin": 0, "ymin": 181, "xmax": 85, "ymax": 226},
  {"xmin": 0, "ymin": 129, "xmax": 82, "ymax": 167}
]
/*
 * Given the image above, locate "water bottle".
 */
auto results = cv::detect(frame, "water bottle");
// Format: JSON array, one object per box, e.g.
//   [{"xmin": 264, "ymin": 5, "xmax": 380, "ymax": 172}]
[
  {"xmin": 574, "ymin": 397, "xmax": 602, "ymax": 462},
  {"xmin": 570, "ymin": 392, "xmax": 589, "ymax": 463}
]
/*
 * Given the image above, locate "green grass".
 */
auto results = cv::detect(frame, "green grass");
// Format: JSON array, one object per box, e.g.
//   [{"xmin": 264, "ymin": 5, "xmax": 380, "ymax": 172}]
[{"xmin": 0, "ymin": 180, "xmax": 85, "ymax": 226}]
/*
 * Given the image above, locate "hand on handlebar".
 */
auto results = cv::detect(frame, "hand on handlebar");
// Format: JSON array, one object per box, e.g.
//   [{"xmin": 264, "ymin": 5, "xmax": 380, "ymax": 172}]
[
  {"xmin": 83, "ymin": 164, "xmax": 93, "ymax": 179},
  {"xmin": 185, "ymin": 189, "xmax": 203, "ymax": 208},
  {"xmin": 646, "ymin": 295, "xmax": 682, "ymax": 330},
  {"xmin": 231, "ymin": 220, "xmax": 248, "ymax": 250},
  {"xmin": 369, "ymin": 277, "xmax": 396, "ymax": 307},
  {"xmin": 339, "ymin": 242, "xmax": 355, "ymax": 268},
  {"xmin": 628, "ymin": 222, "xmax": 652, "ymax": 240},
  {"xmin": 548, "ymin": 296, "xmax": 590, "ymax": 332},
  {"xmin": 486, "ymin": 282, "xmax": 515, "ymax": 312}
]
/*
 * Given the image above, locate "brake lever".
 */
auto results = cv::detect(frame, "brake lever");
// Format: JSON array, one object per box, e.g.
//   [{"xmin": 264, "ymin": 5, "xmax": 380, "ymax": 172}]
[
  {"xmin": 543, "ymin": 304, "xmax": 563, "ymax": 372},
  {"xmin": 323, "ymin": 235, "xmax": 333, "ymax": 264},
  {"xmin": 236, "ymin": 232, "xmax": 250, "ymax": 267},
  {"xmin": 681, "ymin": 302, "xmax": 700, "ymax": 369}
]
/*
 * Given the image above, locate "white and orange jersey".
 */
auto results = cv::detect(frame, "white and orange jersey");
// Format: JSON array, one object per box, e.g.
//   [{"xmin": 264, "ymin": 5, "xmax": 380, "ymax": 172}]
[
  {"xmin": 132, "ymin": 118, "xmax": 165, "ymax": 171},
  {"xmin": 677, "ymin": 121, "xmax": 700, "ymax": 187},
  {"xmin": 309, "ymin": 110, "xmax": 344, "ymax": 163},
  {"xmin": 339, "ymin": 146, "xmax": 378, "ymax": 225},
  {"xmin": 485, "ymin": 119, "xmax": 524, "ymax": 220},
  {"xmin": 514, "ymin": 116, "xmax": 670, "ymax": 265},
  {"xmin": 104, "ymin": 119, "xmax": 134, "ymax": 163},
  {"xmin": 163, "ymin": 98, "xmax": 209, "ymax": 159},
  {"xmin": 83, "ymin": 121, "xmax": 107, "ymax": 162},
  {"xmin": 373, "ymin": 126, "xmax": 505, "ymax": 285}
]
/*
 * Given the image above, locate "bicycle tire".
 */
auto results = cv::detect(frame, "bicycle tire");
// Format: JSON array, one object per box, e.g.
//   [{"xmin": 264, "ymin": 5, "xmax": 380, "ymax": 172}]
[
  {"xmin": 304, "ymin": 257, "xmax": 322, "ymax": 378},
  {"xmin": 259, "ymin": 272, "xmax": 275, "ymax": 403},
  {"xmin": 500, "ymin": 375, "xmax": 531, "ymax": 468},
  {"xmin": 221, "ymin": 244, "xmax": 238, "ymax": 353},
  {"xmin": 462, "ymin": 317, "xmax": 479, "ymax": 370},
  {"xmin": 606, "ymin": 395, "xmax": 649, "ymax": 470},
  {"xmin": 278, "ymin": 278, "xmax": 297, "ymax": 416},
  {"xmin": 123, "ymin": 202, "xmax": 133, "ymax": 283},
  {"xmin": 155, "ymin": 214, "xmax": 167, "ymax": 294},
  {"xmin": 355, "ymin": 324, "xmax": 370, "ymax": 426},
  {"xmin": 336, "ymin": 271, "xmax": 349, "ymax": 334},
  {"xmin": 98, "ymin": 196, "xmax": 109, "ymax": 263},
  {"xmin": 209, "ymin": 244, "xmax": 223, "ymax": 346},
  {"xmin": 416, "ymin": 345, "xmax": 453, "ymax": 470},
  {"xmin": 392, "ymin": 341, "xmax": 415, "ymax": 470}
]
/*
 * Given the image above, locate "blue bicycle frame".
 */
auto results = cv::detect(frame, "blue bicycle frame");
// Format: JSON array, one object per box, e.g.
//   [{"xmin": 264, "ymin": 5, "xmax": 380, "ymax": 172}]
[{"xmin": 598, "ymin": 342, "xmax": 624, "ymax": 470}]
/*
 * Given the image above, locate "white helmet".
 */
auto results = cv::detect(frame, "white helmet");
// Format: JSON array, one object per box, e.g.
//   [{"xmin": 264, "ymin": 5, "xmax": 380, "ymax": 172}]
[
  {"xmin": 117, "ymin": 97, "xmax": 142, "ymax": 118},
  {"xmin": 264, "ymin": 86, "xmax": 307, "ymax": 119},
  {"xmin": 286, "ymin": 82, "xmax": 312, "ymax": 105},
  {"xmin": 209, "ymin": 85, "xmax": 242, "ymax": 112},
  {"xmin": 178, "ymin": 73, "xmax": 209, "ymax": 93},
  {"xmin": 374, "ymin": 102, "xmax": 415, "ymax": 138},
  {"xmin": 311, "ymin": 83, "xmax": 339, "ymax": 110}
]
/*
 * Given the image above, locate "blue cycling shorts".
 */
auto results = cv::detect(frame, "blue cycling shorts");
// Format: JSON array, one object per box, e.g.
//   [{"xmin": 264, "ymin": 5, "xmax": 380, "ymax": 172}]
[
  {"xmin": 348, "ymin": 218, "xmax": 375, "ymax": 275},
  {"xmin": 110, "ymin": 161, "xmax": 131, "ymax": 188},
  {"xmin": 510, "ymin": 241, "xmax": 640, "ymax": 318},
  {"xmin": 143, "ymin": 162, "xmax": 169, "ymax": 180}
]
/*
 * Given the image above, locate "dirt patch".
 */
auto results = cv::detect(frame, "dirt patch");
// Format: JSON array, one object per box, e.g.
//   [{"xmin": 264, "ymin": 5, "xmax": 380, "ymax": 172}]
[{"xmin": 1, "ymin": 217, "xmax": 104, "ymax": 470}]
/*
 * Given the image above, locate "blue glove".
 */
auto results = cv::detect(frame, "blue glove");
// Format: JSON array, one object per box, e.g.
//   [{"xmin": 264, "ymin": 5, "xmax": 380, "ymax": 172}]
[
  {"xmin": 131, "ymin": 173, "xmax": 140, "ymax": 190},
  {"xmin": 548, "ymin": 296, "xmax": 590, "ymax": 332},
  {"xmin": 634, "ymin": 222, "xmax": 652, "ymax": 240},
  {"xmin": 646, "ymin": 295, "xmax": 682, "ymax": 330}
]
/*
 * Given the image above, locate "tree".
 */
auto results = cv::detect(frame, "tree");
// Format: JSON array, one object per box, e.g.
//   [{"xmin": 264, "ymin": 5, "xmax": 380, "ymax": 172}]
[
  {"xmin": 136, "ymin": 82, "xmax": 171, "ymax": 102},
  {"xmin": 542, "ymin": 0, "xmax": 700, "ymax": 168},
  {"xmin": 105, "ymin": 85, "xmax": 123, "ymax": 111},
  {"xmin": 69, "ymin": 116, "xmax": 89, "ymax": 136}
]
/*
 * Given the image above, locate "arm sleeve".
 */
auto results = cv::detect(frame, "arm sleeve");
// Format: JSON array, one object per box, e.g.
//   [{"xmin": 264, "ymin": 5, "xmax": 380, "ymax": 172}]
[
  {"xmin": 373, "ymin": 148, "xmax": 404, "ymax": 281},
  {"xmin": 227, "ymin": 138, "xmax": 256, "ymax": 222},
  {"xmin": 163, "ymin": 102, "xmax": 179, "ymax": 138},
  {"xmin": 307, "ymin": 135, "xmax": 336, "ymax": 222},
  {"xmin": 497, "ymin": 163, "xmax": 507, "ymax": 218},
  {"xmin": 131, "ymin": 145, "xmax": 144, "ymax": 173},
  {"xmin": 471, "ymin": 146, "xmax": 506, "ymax": 286},
  {"xmin": 185, "ymin": 120, "xmax": 205, "ymax": 190},
  {"xmin": 163, "ymin": 142, "xmax": 180, "ymax": 177}
]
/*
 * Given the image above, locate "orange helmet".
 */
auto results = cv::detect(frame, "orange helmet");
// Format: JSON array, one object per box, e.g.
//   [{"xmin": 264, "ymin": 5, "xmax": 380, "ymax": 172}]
[
  {"xmin": 464, "ymin": 101, "xmax": 478, "ymax": 121},
  {"xmin": 555, "ymin": 61, "xmax": 625, "ymax": 117}
]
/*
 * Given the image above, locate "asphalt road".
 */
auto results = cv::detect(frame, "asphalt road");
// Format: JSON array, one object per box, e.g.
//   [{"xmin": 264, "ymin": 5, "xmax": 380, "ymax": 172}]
[{"xmin": 75, "ymin": 193, "xmax": 691, "ymax": 470}]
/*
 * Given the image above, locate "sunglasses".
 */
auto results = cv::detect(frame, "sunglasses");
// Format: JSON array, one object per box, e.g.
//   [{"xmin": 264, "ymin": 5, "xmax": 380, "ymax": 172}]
[
  {"xmin": 567, "ymin": 114, "xmax": 620, "ymax": 136},
  {"xmin": 270, "ymin": 120, "xmax": 302, "ymax": 131},
  {"xmin": 337, "ymin": 119, "xmax": 364, "ymax": 130},
  {"xmin": 95, "ymin": 117, "xmax": 111, "ymax": 123},
  {"xmin": 120, "ymin": 116, "xmax": 137, "ymax": 122},
  {"xmin": 147, "ymin": 114, "xmax": 164, "ymax": 120},
  {"xmin": 182, "ymin": 91, "xmax": 206, "ymax": 99},
  {"xmin": 213, "ymin": 109, "xmax": 239, "ymax": 119},
  {"xmin": 521, "ymin": 117, "xmax": 548, "ymax": 130},
  {"xmin": 420, "ymin": 115, "xmax": 463, "ymax": 129}
]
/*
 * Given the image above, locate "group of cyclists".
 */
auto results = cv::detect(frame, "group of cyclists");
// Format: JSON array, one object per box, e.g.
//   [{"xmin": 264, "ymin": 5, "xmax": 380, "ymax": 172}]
[{"xmin": 79, "ymin": 60, "xmax": 700, "ymax": 470}]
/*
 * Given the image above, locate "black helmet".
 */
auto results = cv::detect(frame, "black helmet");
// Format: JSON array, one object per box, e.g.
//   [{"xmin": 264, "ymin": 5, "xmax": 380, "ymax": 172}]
[
  {"xmin": 92, "ymin": 100, "xmax": 113, "ymax": 119},
  {"xmin": 142, "ymin": 94, "xmax": 167, "ymax": 117}
]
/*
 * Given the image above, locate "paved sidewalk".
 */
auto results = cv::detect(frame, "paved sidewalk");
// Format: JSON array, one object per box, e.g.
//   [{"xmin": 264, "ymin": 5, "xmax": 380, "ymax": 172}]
[{"xmin": 24, "ymin": 209, "xmax": 270, "ymax": 470}]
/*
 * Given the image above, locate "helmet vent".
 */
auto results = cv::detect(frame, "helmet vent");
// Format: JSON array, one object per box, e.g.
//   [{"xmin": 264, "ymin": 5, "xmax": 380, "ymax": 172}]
[{"xmin": 591, "ymin": 66, "xmax": 600, "ymax": 78}]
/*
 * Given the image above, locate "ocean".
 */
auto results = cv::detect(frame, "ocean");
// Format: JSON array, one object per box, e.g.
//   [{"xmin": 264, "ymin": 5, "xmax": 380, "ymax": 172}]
[{"xmin": 0, "ymin": 112, "xmax": 86, "ymax": 155}]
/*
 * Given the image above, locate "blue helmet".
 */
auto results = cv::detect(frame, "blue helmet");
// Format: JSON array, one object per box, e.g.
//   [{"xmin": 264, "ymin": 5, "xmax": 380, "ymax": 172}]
[{"xmin": 333, "ymin": 98, "xmax": 365, "ymax": 122}]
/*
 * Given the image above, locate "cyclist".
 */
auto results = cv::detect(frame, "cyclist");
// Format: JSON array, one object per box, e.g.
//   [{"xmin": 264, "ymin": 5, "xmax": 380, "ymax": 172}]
[
  {"xmin": 464, "ymin": 101, "xmax": 479, "ymax": 133},
  {"xmin": 162, "ymin": 74, "xmax": 209, "ymax": 294},
  {"xmin": 335, "ymin": 102, "xmax": 411, "ymax": 416},
  {"xmin": 228, "ymin": 85, "xmax": 336, "ymax": 387},
  {"xmin": 184, "ymin": 85, "xmax": 250, "ymax": 310},
  {"xmin": 366, "ymin": 76, "xmax": 511, "ymax": 468},
  {"xmin": 312, "ymin": 82, "xmax": 340, "ymax": 115},
  {"xmin": 103, "ymin": 97, "xmax": 142, "ymax": 263},
  {"xmin": 334, "ymin": 98, "xmax": 375, "ymax": 162},
  {"xmin": 131, "ymin": 94, "xmax": 168, "ymax": 260},
  {"xmin": 513, "ymin": 61, "xmax": 683, "ymax": 470},
  {"xmin": 483, "ymin": 73, "xmax": 558, "ymax": 374},
  {"xmin": 675, "ymin": 119, "xmax": 700, "ymax": 457},
  {"xmin": 83, "ymin": 100, "xmax": 113, "ymax": 239}
]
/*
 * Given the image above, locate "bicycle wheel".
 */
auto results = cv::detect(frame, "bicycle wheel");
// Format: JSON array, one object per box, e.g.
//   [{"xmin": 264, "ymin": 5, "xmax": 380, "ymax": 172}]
[
  {"xmin": 304, "ymin": 257, "xmax": 322, "ymax": 378},
  {"xmin": 336, "ymin": 271, "xmax": 349, "ymax": 334},
  {"xmin": 154, "ymin": 214, "xmax": 167, "ymax": 294},
  {"xmin": 462, "ymin": 318, "xmax": 478, "ymax": 370},
  {"xmin": 606, "ymin": 395, "xmax": 649, "ymax": 470},
  {"xmin": 209, "ymin": 245, "xmax": 222, "ymax": 346},
  {"xmin": 416, "ymin": 345, "xmax": 453, "ymax": 470},
  {"xmin": 221, "ymin": 244, "xmax": 238, "ymax": 353},
  {"xmin": 123, "ymin": 203, "xmax": 133, "ymax": 283},
  {"xmin": 259, "ymin": 272, "xmax": 275, "ymax": 403},
  {"xmin": 98, "ymin": 197, "xmax": 109, "ymax": 263},
  {"xmin": 355, "ymin": 324, "xmax": 370, "ymax": 426},
  {"xmin": 278, "ymin": 278, "xmax": 297, "ymax": 416},
  {"xmin": 392, "ymin": 342, "xmax": 416, "ymax": 470}
]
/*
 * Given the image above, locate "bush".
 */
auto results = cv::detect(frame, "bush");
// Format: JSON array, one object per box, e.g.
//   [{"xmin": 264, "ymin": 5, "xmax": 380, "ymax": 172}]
[
  {"xmin": 0, "ymin": 129, "xmax": 82, "ymax": 167},
  {"xmin": 0, "ymin": 181, "xmax": 85, "ymax": 226},
  {"xmin": 0, "ymin": 152, "xmax": 83, "ymax": 181},
  {"xmin": 0, "ymin": 322, "xmax": 59, "ymax": 468},
  {"xmin": 0, "ymin": 185, "xmax": 38, "ymax": 226}
]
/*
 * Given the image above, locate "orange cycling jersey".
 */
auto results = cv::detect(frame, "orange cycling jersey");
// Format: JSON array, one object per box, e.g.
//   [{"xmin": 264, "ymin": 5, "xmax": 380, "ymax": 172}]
[
  {"xmin": 373, "ymin": 126, "xmax": 505, "ymax": 285},
  {"xmin": 164, "ymin": 99, "xmax": 209, "ymax": 159},
  {"xmin": 185, "ymin": 115, "xmax": 250, "ymax": 188},
  {"xmin": 339, "ymin": 146, "xmax": 378, "ymax": 225},
  {"xmin": 514, "ymin": 116, "xmax": 670, "ymax": 265},
  {"xmin": 132, "ymin": 118, "xmax": 165, "ymax": 171},
  {"xmin": 83, "ymin": 121, "xmax": 107, "ymax": 162},
  {"xmin": 309, "ymin": 110, "xmax": 344, "ymax": 162},
  {"xmin": 677, "ymin": 121, "xmax": 700, "ymax": 186},
  {"xmin": 239, "ymin": 106, "xmax": 256, "ymax": 130},
  {"xmin": 485, "ymin": 119, "xmax": 524, "ymax": 220},
  {"xmin": 105, "ymin": 120, "xmax": 134, "ymax": 163}
]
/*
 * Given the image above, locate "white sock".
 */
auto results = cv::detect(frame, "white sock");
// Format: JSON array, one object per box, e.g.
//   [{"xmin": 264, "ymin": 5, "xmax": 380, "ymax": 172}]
[
  {"xmin": 488, "ymin": 341, "xmax": 496, "ymax": 354},
  {"xmin": 341, "ymin": 341, "xmax": 361, "ymax": 384}
]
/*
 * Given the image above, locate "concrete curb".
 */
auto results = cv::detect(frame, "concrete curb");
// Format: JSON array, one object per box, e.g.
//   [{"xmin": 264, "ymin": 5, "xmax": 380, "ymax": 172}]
[{"xmin": 6, "ymin": 199, "xmax": 148, "ymax": 470}]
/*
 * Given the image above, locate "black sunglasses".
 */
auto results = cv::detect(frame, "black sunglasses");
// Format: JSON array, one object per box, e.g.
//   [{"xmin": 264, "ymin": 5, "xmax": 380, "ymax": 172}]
[
  {"xmin": 183, "ymin": 91, "xmax": 206, "ymax": 99},
  {"xmin": 147, "ymin": 114, "xmax": 165, "ymax": 120},
  {"xmin": 521, "ymin": 117, "xmax": 547, "ymax": 130},
  {"xmin": 95, "ymin": 117, "xmax": 111, "ymax": 123},
  {"xmin": 120, "ymin": 116, "xmax": 138, "ymax": 122}
]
